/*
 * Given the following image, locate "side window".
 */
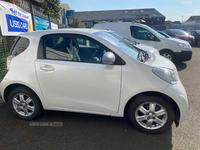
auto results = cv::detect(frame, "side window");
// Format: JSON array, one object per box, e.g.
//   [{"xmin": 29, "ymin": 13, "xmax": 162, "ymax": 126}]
[
  {"xmin": 11, "ymin": 37, "xmax": 29, "ymax": 56},
  {"xmin": 75, "ymin": 37, "xmax": 107, "ymax": 63},
  {"xmin": 193, "ymin": 31, "xmax": 198, "ymax": 36},
  {"xmin": 77, "ymin": 38, "xmax": 100, "ymax": 48},
  {"xmin": 45, "ymin": 36, "xmax": 78, "ymax": 61},
  {"xmin": 130, "ymin": 26, "xmax": 156, "ymax": 41},
  {"xmin": 45, "ymin": 35, "xmax": 107, "ymax": 63},
  {"xmin": 166, "ymin": 31, "xmax": 171, "ymax": 35}
]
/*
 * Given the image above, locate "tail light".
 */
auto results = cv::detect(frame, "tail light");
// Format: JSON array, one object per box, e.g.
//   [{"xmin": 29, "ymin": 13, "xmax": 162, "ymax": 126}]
[{"xmin": 7, "ymin": 55, "xmax": 14, "ymax": 71}]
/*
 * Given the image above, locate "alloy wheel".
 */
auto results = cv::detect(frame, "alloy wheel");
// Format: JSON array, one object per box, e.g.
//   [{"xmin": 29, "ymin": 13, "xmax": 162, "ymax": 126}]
[
  {"xmin": 135, "ymin": 102, "xmax": 168, "ymax": 130},
  {"xmin": 12, "ymin": 93, "xmax": 35, "ymax": 117}
]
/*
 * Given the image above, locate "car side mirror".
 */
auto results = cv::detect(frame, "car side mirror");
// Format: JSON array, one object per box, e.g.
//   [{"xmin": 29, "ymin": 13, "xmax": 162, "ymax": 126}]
[{"xmin": 102, "ymin": 52, "xmax": 116, "ymax": 65}]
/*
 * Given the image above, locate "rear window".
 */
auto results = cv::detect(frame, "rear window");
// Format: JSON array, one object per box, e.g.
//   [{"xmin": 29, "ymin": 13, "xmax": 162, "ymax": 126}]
[{"xmin": 11, "ymin": 37, "xmax": 29, "ymax": 56}]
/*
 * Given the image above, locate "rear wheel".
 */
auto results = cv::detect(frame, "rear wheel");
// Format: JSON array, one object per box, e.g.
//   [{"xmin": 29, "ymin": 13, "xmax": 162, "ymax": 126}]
[
  {"xmin": 160, "ymin": 50, "xmax": 175, "ymax": 63},
  {"xmin": 8, "ymin": 87, "xmax": 43, "ymax": 120},
  {"xmin": 128, "ymin": 96, "xmax": 175, "ymax": 134}
]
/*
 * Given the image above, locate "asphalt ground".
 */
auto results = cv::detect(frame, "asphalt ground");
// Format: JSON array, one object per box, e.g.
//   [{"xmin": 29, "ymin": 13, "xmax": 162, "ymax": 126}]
[{"xmin": 0, "ymin": 47, "xmax": 200, "ymax": 150}]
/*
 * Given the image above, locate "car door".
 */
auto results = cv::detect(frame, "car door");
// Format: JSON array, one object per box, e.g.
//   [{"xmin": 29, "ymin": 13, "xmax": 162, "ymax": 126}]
[
  {"xmin": 129, "ymin": 26, "xmax": 159, "ymax": 49},
  {"xmin": 35, "ymin": 34, "xmax": 122, "ymax": 114}
]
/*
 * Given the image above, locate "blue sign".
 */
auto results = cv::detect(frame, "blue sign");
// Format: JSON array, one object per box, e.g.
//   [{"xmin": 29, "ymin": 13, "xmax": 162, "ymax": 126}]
[
  {"xmin": 34, "ymin": 16, "xmax": 50, "ymax": 31},
  {"xmin": 6, "ymin": 14, "xmax": 28, "ymax": 32}
]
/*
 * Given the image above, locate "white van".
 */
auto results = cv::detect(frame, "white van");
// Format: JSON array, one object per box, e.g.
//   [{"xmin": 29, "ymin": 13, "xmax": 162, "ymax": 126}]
[{"xmin": 94, "ymin": 22, "xmax": 192, "ymax": 62}]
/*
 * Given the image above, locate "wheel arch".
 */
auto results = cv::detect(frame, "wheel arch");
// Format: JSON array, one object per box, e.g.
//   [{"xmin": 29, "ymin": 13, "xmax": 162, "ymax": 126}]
[
  {"xmin": 160, "ymin": 49, "xmax": 176, "ymax": 59},
  {"xmin": 4, "ymin": 83, "xmax": 42, "ymax": 108},
  {"xmin": 124, "ymin": 91, "xmax": 180, "ymax": 127}
]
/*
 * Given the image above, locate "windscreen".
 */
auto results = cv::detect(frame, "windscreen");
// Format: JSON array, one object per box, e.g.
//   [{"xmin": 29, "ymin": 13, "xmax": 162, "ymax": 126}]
[
  {"xmin": 171, "ymin": 30, "xmax": 188, "ymax": 35},
  {"xmin": 95, "ymin": 31, "xmax": 138, "ymax": 60}
]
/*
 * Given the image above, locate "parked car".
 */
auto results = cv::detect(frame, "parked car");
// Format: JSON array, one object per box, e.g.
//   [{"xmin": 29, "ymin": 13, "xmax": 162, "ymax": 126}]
[
  {"xmin": 157, "ymin": 30, "xmax": 171, "ymax": 38},
  {"xmin": 0, "ymin": 29, "xmax": 188, "ymax": 134},
  {"xmin": 188, "ymin": 30, "xmax": 200, "ymax": 46},
  {"xmin": 94, "ymin": 22, "xmax": 192, "ymax": 63},
  {"xmin": 107, "ymin": 31, "xmax": 159, "ymax": 55},
  {"xmin": 163, "ymin": 29, "xmax": 195, "ymax": 46}
]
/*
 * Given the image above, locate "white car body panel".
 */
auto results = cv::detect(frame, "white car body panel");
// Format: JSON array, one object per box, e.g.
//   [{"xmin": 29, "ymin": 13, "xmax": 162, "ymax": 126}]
[{"xmin": 35, "ymin": 59, "xmax": 121, "ymax": 113}]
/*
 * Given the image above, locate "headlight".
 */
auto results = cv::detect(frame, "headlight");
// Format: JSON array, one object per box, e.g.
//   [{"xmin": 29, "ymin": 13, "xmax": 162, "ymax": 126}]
[
  {"xmin": 176, "ymin": 41, "xmax": 190, "ymax": 48},
  {"xmin": 152, "ymin": 67, "xmax": 178, "ymax": 84}
]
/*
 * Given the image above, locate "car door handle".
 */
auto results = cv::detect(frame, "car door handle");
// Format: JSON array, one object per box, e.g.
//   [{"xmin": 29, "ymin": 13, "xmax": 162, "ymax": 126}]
[{"xmin": 40, "ymin": 65, "xmax": 55, "ymax": 71}]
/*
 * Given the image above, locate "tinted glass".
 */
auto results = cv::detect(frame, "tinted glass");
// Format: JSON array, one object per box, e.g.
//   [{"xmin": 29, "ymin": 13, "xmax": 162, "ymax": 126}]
[
  {"xmin": 11, "ymin": 37, "xmax": 29, "ymax": 56},
  {"xmin": 110, "ymin": 32, "xmax": 136, "ymax": 45},
  {"xmin": 130, "ymin": 26, "xmax": 157, "ymax": 40},
  {"xmin": 171, "ymin": 30, "xmax": 188, "ymax": 35},
  {"xmin": 157, "ymin": 31, "xmax": 171, "ymax": 38},
  {"xmin": 75, "ymin": 37, "xmax": 107, "ymax": 63},
  {"xmin": 95, "ymin": 31, "xmax": 138, "ymax": 60},
  {"xmin": 166, "ymin": 31, "xmax": 171, "ymax": 35},
  {"xmin": 45, "ymin": 35, "xmax": 107, "ymax": 63}
]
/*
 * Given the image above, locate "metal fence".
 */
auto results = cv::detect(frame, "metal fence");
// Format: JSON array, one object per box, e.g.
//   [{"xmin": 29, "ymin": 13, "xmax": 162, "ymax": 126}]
[
  {"xmin": 0, "ymin": 30, "xmax": 17, "ymax": 80},
  {"xmin": 165, "ymin": 21, "xmax": 200, "ymax": 31},
  {"xmin": 18, "ymin": 2, "xmax": 68, "ymax": 28}
]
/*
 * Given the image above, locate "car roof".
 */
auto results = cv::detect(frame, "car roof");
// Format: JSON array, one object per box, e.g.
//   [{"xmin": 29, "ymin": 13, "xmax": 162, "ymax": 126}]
[
  {"xmin": 166, "ymin": 29, "xmax": 182, "ymax": 31},
  {"xmin": 95, "ymin": 22, "xmax": 148, "ymax": 27},
  {"xmin": 19, "ymin": 28, "xmax": 104, "ymax": 37}
]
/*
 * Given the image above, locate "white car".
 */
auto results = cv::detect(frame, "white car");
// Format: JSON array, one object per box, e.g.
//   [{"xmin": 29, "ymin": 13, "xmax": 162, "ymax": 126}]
[{"xmin": 0, "ymin": 29, "xmax": 188, "ymax": 134}]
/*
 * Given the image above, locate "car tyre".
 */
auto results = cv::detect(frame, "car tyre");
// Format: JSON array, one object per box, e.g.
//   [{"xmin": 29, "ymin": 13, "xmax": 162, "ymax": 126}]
[
  {"xmin": 8, "ymin": 86, "xmax": 43, "ymax": 120},
  {"xmin": 160, "ymin": 50, "xmax": 175, "ymax": 63},
  {"xmin": 128, "ymin": 96, "xmax": 175, "ymax": 134}
]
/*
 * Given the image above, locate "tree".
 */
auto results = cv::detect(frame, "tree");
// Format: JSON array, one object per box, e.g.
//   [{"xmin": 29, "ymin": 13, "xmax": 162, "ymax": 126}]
[
  {"xmin": 165, "ymin": 20, "xmax": 173, "ymax": 26},
  {"xmin": 5, "ymin": 0, "xmax": 20, "ymax": 5},
  {"xmin": 40, "ymin": 0, "xmax": 62, "ymax": 21},
  {"xmin": 68, "ymin": 16, "xmax": 83, "ymax": 28}
]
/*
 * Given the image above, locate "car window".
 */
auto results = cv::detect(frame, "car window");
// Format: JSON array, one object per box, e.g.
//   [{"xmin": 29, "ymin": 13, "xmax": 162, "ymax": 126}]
[
  {"xmin": 171, "ymin": 30, "xmax": 188, "ymax": 35},
  {"xmin": 95, "ymin": 31, "xmax": 138, "ymax": 60},
  {"xmin": 45, "ymin": 35, "xmax": 107, "ymax": 63},
  {"xmin": 157, "ymin": 31, "xmax": 170, "ymax": 38},
  {"xmin": 77, "ymin": 38, "xmax": 100, "ymax": 48},
  {"xmin": 166, "ymin": 30, "xmax": 172, "ymax": 35},
  {"xmin": 110, "ymin": 32, "xmax": 136, "ymax": 45},
  {"xmin": 130, "ymin": 26, "xmax": 157, "ymax": 41},
  {"xmin": 11, "ymin": 37, "xmax": 29, "ymax": 56},
  {"xmin": 192, "ymin": 31, "xmax": 198, "ymax": 36}
]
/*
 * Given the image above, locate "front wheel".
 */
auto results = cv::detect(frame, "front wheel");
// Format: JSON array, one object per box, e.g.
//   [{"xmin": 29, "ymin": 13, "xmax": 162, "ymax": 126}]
[
  {"xmin": 128, "ymin": 96, "xmax": 175, "ymax": 134},
  {"xmin": 160, "ymin": 50, "xmax": 175, "ymax": 63},
  {"xmin": 8, "ymin": 87, "xmax": 43, "ymax": 120}
]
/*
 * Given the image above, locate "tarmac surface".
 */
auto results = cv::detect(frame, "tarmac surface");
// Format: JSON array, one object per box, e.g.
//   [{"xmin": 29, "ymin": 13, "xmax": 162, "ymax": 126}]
[{"xmin": 0, "ymin": 47, "xmax": 200, "ymax": 150}]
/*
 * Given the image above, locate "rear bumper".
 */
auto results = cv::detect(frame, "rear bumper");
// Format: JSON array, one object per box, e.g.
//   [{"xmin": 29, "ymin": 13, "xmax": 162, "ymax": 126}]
[
  {"xmin": 174, "ymin": 51, "xmax": 192, "ymax": 61},
  {"xmin": 0, "ymin": 83, "xmax": 5, "ymax": 102}
]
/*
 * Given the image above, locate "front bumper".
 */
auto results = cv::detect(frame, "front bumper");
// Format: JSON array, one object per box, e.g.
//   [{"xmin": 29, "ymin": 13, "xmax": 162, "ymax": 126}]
[
  {"xmin": 174, "ymin": 51, "xmax": 192, "ymax": 61},
  {"xmin": 163, "ymin": 81, "xmax": 188, "ymax": 123}
]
